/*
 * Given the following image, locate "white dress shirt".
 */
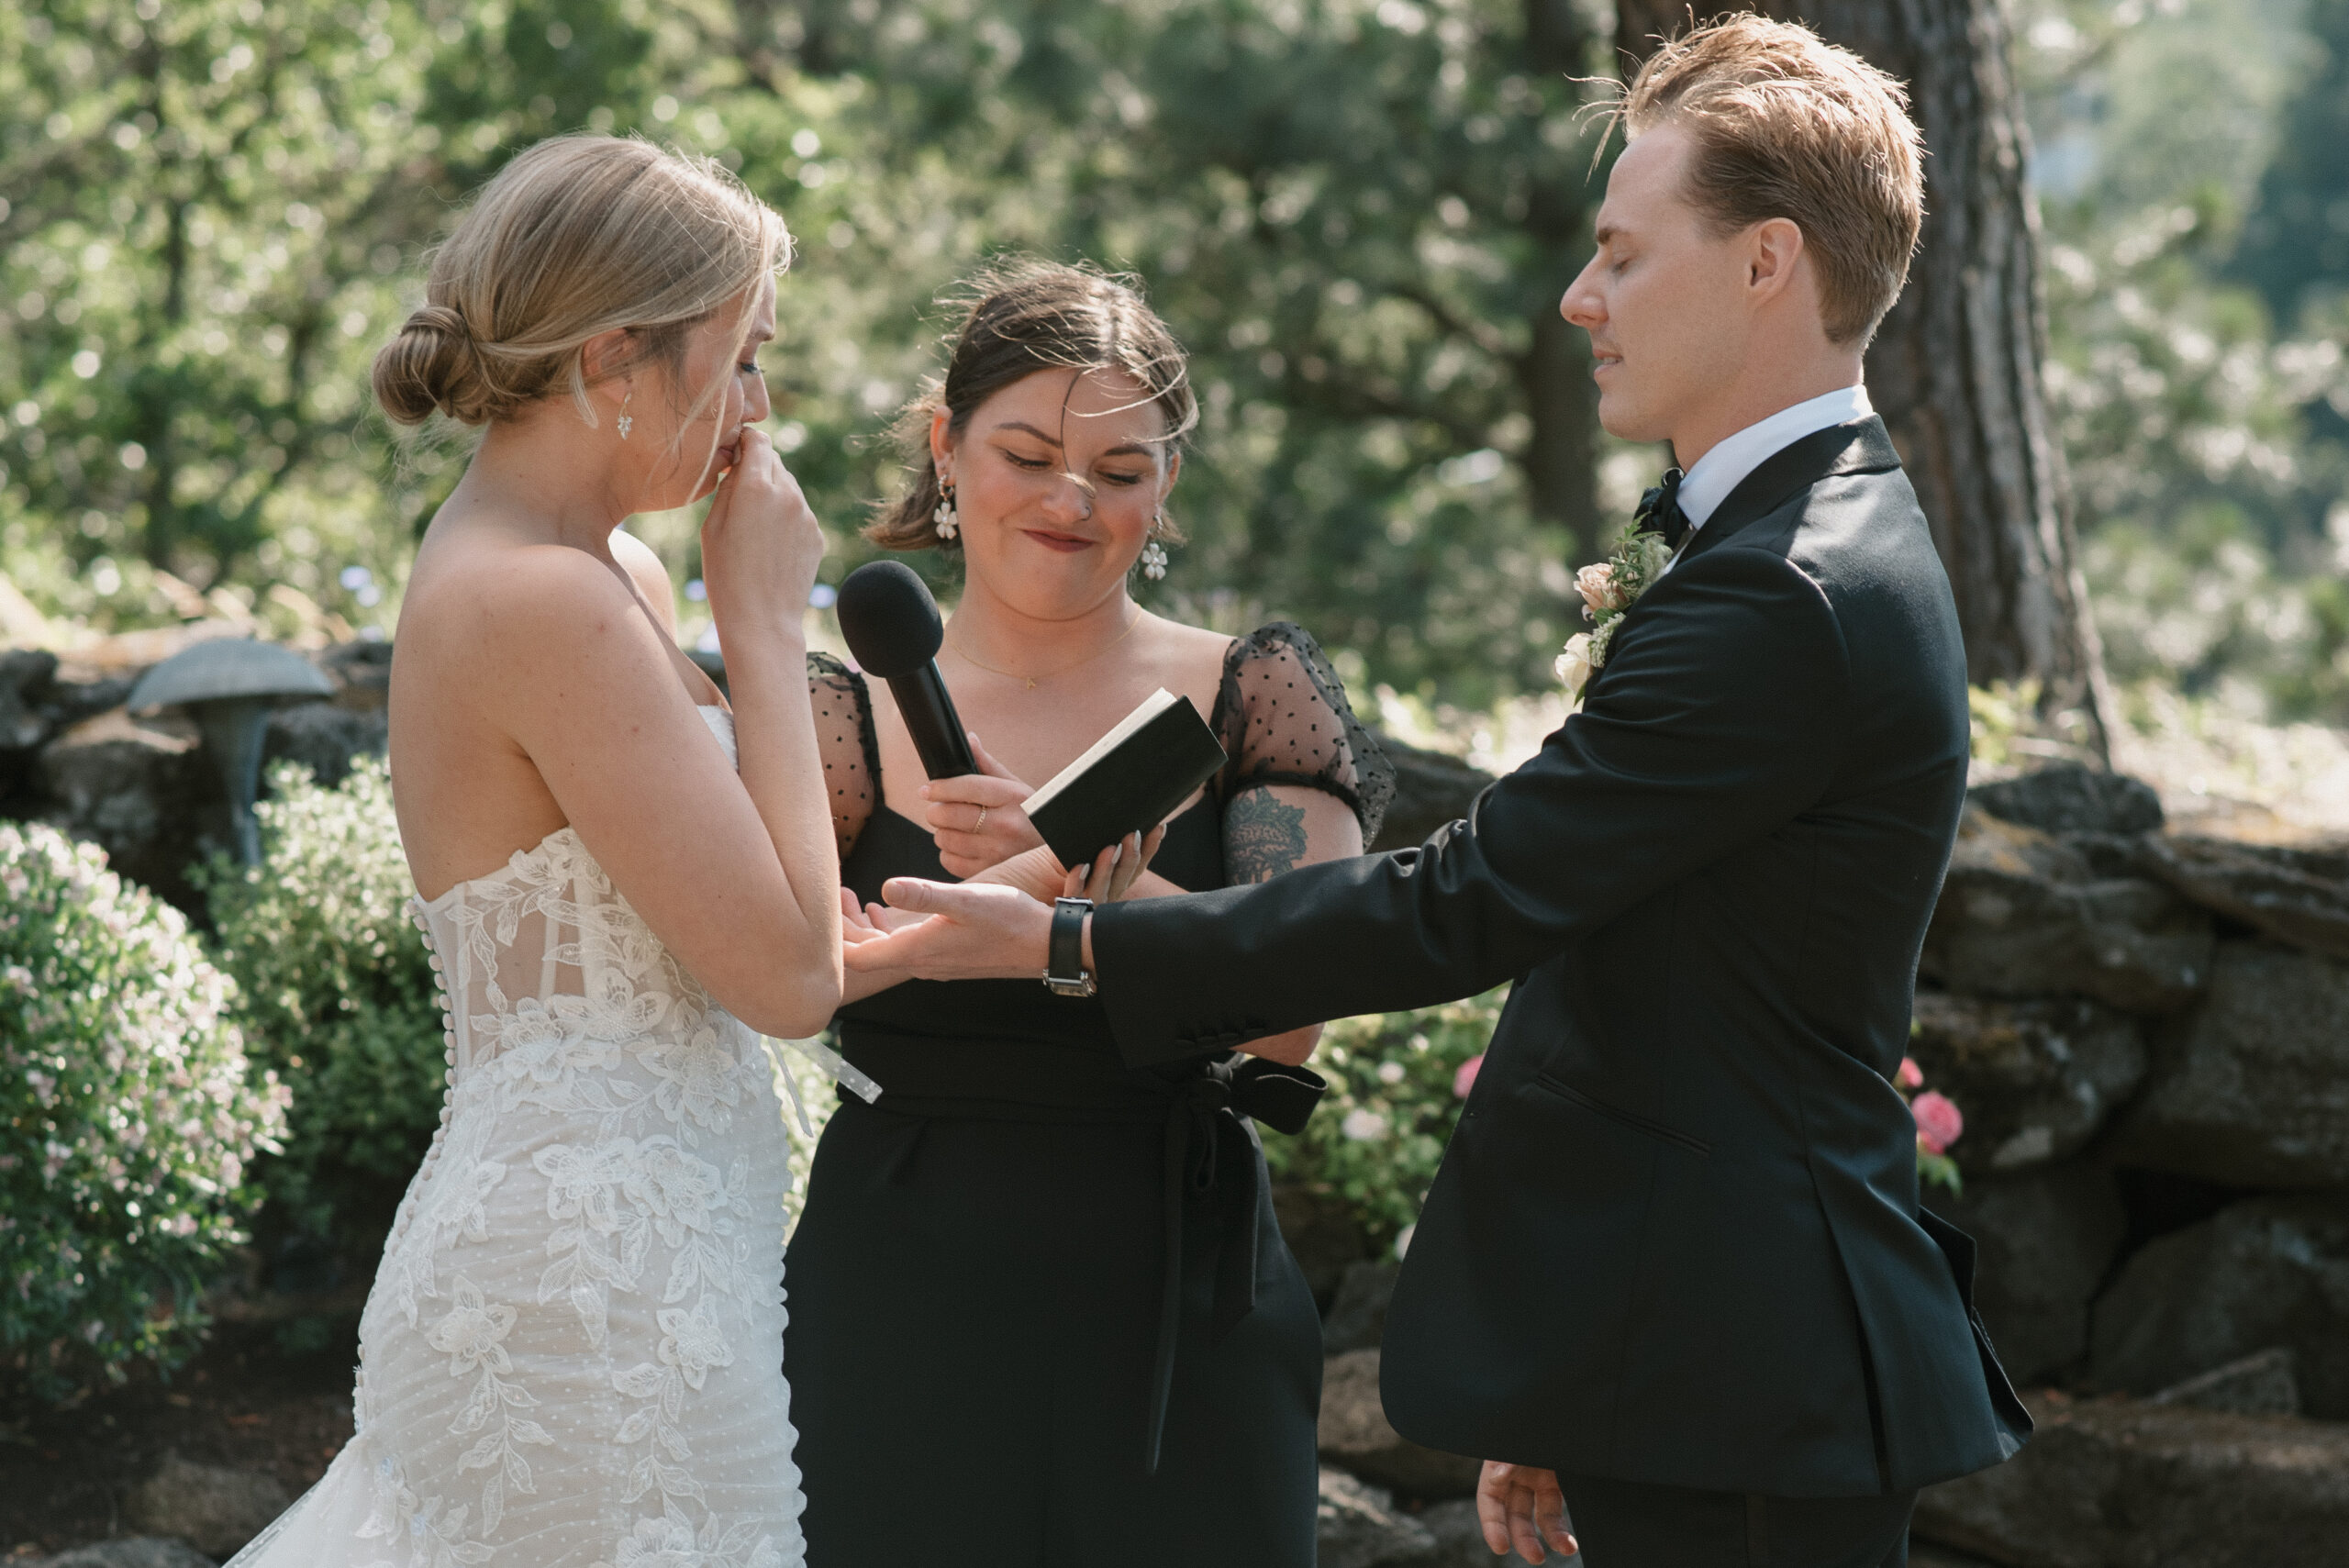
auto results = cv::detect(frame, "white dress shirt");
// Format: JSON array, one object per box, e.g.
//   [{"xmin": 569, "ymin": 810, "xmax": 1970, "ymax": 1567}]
[{"xmin": 1663, "ymin": 384, "xmax": 1875, "ymax": 571}]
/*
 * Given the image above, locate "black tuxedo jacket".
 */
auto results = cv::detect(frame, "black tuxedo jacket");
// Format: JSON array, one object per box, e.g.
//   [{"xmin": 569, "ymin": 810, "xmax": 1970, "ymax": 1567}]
[{"xmin": 1093, "ymin": 417, "xmax": 2031, "ymax": 1497}]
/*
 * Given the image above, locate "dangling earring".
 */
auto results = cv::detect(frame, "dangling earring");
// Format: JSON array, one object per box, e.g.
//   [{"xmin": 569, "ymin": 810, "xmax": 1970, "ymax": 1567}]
[
  {"xmin": 933, "ymin": 477, "xmax": 960, "ymax": 541},
  {"xmin": 616, "ymin": 388, "xmax": 634, "ymax": 441},
  {"xmin": 1140, "ymin": 510, "xmax": 1170, "ymax": 581}
]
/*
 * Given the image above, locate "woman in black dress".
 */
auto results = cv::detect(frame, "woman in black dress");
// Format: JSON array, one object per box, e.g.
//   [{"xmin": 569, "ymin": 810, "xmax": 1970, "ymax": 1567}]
[{"xmin": 783, "ymin": 261, "xmax": 1392, "ymax": 1566}]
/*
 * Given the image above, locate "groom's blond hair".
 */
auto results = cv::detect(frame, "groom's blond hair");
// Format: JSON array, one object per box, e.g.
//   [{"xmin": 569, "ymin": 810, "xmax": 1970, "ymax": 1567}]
[{"xmin": 1621, "ymin": 15, "xmax": 1924, "ymax": 346}]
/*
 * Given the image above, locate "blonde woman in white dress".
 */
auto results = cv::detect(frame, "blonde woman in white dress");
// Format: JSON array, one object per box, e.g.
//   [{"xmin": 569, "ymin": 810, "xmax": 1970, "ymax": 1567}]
[{"xmin": 225, "ymin": 135, "xmax": 866, "ymax": 1568}]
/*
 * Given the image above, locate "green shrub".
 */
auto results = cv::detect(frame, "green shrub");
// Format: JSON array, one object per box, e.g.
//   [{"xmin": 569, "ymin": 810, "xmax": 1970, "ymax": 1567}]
[
  {"xmin": 195, "ymin": 757, "xmax": 444, "ymax": 1244},
  {"xmin": 0, "ymin": 821, "xmax": 288, "ymax": 1397},
  {"xmin": 1260, "ymin": 989, "xmax": 1507, "ymax": 1254}
]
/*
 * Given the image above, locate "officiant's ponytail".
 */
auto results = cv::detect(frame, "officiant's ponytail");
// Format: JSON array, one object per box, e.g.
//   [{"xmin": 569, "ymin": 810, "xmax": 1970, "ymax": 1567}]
[{"xmin": 869, "ymin": 260, "xmax": 1196, "ymax": 554}]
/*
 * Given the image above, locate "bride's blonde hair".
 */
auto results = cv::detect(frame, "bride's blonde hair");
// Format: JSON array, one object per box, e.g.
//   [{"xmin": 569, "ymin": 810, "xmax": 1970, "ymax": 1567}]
[{"xmin": 373, "ymin": 135, "xmax": 790, "ymax": 432}]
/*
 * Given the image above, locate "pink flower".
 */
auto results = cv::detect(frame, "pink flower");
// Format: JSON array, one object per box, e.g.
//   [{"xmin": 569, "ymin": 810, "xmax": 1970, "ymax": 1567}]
[
  {"xmin": 1897, "ymin": 1057, "xmax": 1924, "ymax": 1091},
  {"xmin": 1575, "ymin": 562, "xmax": 1628, "ymax": 616},
  {"xmin": 1453, "ymin": 1054, "xmax": 1484, "ymax": 1099},
  {"xmin": 1911, "ymin": 1091, "xmax": 1964, "ymax": 1155}
]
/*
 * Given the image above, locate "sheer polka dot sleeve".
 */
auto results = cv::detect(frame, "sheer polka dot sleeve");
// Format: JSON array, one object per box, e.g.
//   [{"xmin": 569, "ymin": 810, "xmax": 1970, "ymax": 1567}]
[
  {"xmin": 1214, "ymin": 622, "xmax": 1394, "ymax": 842},
  {"xmin": 808, "ymin": 651, "xmax": 879, "ymax": 862}
]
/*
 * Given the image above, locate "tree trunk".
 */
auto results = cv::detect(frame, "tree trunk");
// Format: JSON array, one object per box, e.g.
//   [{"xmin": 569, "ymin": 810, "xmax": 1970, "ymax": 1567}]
[
  {"xmin": 1615, "ymin": 0, "xmax": 2112, "ymax": 758},
  {"xmin": 1516, "ymin": 0, "xmax": 1604, "ymax": 561}
]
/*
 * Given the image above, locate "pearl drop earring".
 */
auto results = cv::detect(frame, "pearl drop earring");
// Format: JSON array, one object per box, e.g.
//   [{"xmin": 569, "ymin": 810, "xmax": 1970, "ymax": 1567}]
[{"xmin": 616, "ymin": 389, "xmax": 634, "ymax": 441}]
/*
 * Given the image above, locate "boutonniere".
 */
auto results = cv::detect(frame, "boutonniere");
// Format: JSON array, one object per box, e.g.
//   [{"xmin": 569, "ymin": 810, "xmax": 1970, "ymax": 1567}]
[{"xmin": 1555, "ymin": 519, "xmax": 1675, "ymax": 700}]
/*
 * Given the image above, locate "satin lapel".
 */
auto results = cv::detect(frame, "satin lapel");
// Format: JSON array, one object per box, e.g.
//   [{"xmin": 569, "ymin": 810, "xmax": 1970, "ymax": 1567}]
[{"xmin": 1673, "ymin": 417, "xmax": 1903, "ymax": 573}]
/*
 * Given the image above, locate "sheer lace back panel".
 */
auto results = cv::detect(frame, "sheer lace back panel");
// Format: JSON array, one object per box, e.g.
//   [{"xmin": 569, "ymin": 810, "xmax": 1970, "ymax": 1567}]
[{"xmin": 224, "ymin": 706, "xmax": 855, "ymax": 1568}]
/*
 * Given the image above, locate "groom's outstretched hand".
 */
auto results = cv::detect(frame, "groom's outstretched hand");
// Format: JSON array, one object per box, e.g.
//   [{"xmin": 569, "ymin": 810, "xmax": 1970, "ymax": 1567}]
[{"xmin": 1476, "ymin": 1462, "xmax": 1577, "ymax": 1563}]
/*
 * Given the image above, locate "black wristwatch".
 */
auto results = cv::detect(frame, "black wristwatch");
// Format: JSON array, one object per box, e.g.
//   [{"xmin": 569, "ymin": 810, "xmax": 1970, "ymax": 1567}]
[{"xmin": 1042, "ymin": 896, "xmax": 1097, "ymax": 997}]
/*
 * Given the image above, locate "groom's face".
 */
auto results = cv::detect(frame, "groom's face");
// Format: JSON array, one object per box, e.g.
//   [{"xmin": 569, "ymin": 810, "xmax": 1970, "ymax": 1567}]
[{"xmin": 1563, "ymin": 123, "xmax": 1753, "ymax": 448}]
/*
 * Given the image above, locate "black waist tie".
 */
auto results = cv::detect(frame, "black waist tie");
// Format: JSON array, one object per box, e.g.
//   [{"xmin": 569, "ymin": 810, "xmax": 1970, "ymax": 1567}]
[
  {"xmin": 837, "ymin": 1026, "xmax": 1326, "ymax": 1474},
  {"xmin": 1145, "ymin": 1055, "xmax": 1326, "ymax": 1473}
]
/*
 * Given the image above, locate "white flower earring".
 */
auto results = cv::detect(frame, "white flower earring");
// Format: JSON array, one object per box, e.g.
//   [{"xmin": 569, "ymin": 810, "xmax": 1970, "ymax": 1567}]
[
  {"xmin": 932, "ymin": 477, "xmax": 959, "ymax": 540},
  {"xmin": 1140, "ymin": 510, "xmax": 1169, "ymax": 581},
  {"xmin": 616, "ymin": 388, "xmax": 634, "ymax": 440}
]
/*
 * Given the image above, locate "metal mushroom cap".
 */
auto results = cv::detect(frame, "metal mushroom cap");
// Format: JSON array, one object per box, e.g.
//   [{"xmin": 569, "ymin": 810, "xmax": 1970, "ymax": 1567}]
[
  {"xmin": 127, "ymin": 637, "xmax": 333, "ymax": 715},
  {"xmin": 127, "ymin": 638, "xmax": 336, "ymax": 865}
]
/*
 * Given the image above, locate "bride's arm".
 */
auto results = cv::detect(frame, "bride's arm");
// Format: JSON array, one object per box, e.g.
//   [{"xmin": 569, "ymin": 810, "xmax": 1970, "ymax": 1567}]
[{"xmin": 484, "ymin": 433, "xmax": 841, "ymax": 1039}]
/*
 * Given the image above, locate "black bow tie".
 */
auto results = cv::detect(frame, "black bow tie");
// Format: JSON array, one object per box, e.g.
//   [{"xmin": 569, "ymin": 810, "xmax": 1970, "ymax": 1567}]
[{"xmin": 1637, "ymin": 466, "xmax": 1688, "ymax": 550}]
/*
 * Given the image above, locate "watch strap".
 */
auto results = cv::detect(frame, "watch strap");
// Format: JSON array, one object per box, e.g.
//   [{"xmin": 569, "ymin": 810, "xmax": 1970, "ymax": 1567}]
[{"xmin": 1044, "ymin": 896, "xmax": 1096, "ymax": 996}]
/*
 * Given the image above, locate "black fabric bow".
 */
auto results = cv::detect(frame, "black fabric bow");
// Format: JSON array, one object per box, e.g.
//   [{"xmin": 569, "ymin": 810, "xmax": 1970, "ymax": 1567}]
[
  {"xmin": 1636, "ymin": 465, "xmax": 1689, "ymax": 550},
  {"xmin": 1144, "ymin": 1054, "xmax": 1327, "ymax": 1473}
]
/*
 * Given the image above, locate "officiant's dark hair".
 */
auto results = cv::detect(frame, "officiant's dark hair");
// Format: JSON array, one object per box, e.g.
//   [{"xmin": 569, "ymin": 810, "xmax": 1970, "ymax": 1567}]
[{"xmin": 867, "ymin": 259, "xmax": 1197, "ymax": 553}]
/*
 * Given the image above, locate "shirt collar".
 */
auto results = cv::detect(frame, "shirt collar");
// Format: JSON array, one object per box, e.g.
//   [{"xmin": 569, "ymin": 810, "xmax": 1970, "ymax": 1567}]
[{"xmin": 1675, "ymin": 384, "xmax": 1875, "ymax": 532}]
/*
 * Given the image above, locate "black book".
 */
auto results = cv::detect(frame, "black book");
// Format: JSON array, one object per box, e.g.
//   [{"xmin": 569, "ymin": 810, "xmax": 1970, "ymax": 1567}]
[{"xmin": 1024, "ymin": 689, "xmax": 1228, "ymax": 869}]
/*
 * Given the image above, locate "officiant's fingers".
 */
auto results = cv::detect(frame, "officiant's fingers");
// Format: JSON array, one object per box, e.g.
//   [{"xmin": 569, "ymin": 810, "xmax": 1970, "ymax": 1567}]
[
  {"xmin": 1475, "ymin": 1462, "xmax": 1517, "ymax": 1557},
  {"xmin": 1532, "ymin": 1473, "xmax": 1575, "ymax": 1558},
  {"xmin": 965, "ymin": 731, "xmax": 1030, "ymax": 785}
]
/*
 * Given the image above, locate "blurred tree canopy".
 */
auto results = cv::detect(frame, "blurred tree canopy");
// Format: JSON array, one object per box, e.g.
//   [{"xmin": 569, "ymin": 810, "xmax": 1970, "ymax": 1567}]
[
  {"xmin": 3, "ymin": 0, "xmax": 2344, "ymax": 721},
  {"xmin": 1, "ymin": 0, "xmax": 1623, "ymax": 709}
]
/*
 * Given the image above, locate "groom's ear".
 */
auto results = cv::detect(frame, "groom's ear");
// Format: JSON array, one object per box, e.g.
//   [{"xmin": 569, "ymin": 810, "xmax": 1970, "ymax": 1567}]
[{"xmin": 1744, "ymin": 217, "xmax": 1811, "ymax": 309}]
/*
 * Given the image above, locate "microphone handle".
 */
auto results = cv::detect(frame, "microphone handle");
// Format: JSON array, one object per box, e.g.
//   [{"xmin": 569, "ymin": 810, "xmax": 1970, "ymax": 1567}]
[{"xmin": 887, "ymin": 662, "xmax": 980, "ymax": 779}]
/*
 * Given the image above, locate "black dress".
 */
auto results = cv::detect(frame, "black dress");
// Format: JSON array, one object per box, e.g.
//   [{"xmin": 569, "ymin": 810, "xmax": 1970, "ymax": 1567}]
[{"xmin": 783, "ymin": 623, "xmax": 1393, "ymax": 1568}]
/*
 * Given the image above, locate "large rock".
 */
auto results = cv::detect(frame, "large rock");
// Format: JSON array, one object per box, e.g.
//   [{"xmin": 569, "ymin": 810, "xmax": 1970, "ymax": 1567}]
[
  {"xmin": 1909, "ymin": 994, "xmax": 2145, "ymax": 1174},
  {"xmin": 32, "ymin": 1542, "xmax": 217, "ymax": 1568},
  {"xmin": 2132, "ymin": 834, "xmax": 2349, "ymax": 963},
  {"xmin": 262, "ymin": 700, "xmax": 387, "ymax": 789},
  {"xmin": 37, "ymin": 708, "xmax": 224, "ymax": 912},
  {"xmin": 317, "ymin": 638, "xmax": 393, "ymax": 711},
  {"xmin": 1913, "ymin": 1393, "xmax": 2349, "ymax": 1568},
  {"xmin": 1323, "ymin": 1260, "xmax": 1401, "ymax": 1354},
  {"xmin": 1317, "ymin": 1466, "xmax": 1438, "ymax": 1568},
  {"xmin": 1275, "ymin": 1183, "xmax": 1372, "ymax": 1310},
  {"xmin": 1368, "ymin": 740, "xmax": 1494, "ymax": 854},
  {"xmin": 121, "ymin": 1455, "xmax": 293, "ymax": 1560},
  {"xmin": 0, "ymin": 645, "xmax": 60, "ymax": 749},
  {"xmin": 1319, "ymin": 1347, "xmax": 1483, "ymax": 1500},
  {"xmin": 2103, "ymin": 941, "xmax": 2349, "ymax": 1188},
  {"xmin": 1922, "ymin": 808, "xmax": 2213, "ymax": 1015},
  {"xmin": 2148, "ymin": 1348, "xmax": 2303, "ymax": 1418},
  {"xmin": 2089, "ymin": 1195, "xmax": 2349, "ymax": 1418},
  {"xmin": 1970, "ymin": 763, "xmax": 2165, "ymax": 837},
  {"xmin": 1935, "ymin": 1164, "xmax": 2129, "ymax": 1385}
]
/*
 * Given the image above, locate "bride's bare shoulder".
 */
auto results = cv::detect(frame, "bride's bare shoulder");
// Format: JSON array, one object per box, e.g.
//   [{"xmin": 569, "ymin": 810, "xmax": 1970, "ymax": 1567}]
[{"xmin": 398, "ymin": 539, "xmax": 654, "ymax": 685}]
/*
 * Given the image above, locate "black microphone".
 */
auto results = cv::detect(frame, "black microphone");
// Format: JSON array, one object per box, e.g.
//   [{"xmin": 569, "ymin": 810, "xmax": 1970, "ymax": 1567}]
[{"xmin": 835, "ymin": 561, "xmax": 980, "ymax": 779}]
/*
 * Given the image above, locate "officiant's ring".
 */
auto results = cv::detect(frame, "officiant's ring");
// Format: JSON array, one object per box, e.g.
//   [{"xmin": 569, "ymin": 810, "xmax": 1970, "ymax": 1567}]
[{"xmin": 974, "ymin": 806, "xmax": 990, "ymax": 834}]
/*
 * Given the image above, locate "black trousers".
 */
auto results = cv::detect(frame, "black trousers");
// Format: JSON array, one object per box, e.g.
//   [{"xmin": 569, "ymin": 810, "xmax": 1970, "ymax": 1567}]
[
  {"xmin": 1559, "ymin": 1472, "xmax": 1916, "ymax": 1568},
  {"xmin": 782, "ymin": 1097, "xmax": 1323, "ymax": 1567}
]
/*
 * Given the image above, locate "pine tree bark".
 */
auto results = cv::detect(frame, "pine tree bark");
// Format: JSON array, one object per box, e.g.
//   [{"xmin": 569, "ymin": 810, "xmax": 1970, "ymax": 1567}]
[{"xmin": 1616, "ymin": 0, "xmax": 2112, "ymax": 756}]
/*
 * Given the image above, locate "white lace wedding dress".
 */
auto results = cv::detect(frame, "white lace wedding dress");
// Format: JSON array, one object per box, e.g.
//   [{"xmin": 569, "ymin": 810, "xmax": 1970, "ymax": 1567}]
[{"xmin": 228, "ymin": 707, "xmax": 877, "ymax": 1568}]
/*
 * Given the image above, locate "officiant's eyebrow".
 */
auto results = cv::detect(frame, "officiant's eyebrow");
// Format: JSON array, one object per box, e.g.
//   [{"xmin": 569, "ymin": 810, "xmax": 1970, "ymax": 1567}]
[{"xmin": 992, "ymin": 419, "xmax": 1154, "ymax": 459}]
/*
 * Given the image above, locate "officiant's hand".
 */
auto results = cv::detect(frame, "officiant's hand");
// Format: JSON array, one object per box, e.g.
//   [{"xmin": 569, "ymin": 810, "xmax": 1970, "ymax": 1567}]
[
  {"xmin": 964, "ymin": 828, "xmax": 1164, "ymax": 906},
  {"xmin": 920, "ymin": 732, "xmax": 1045, "ymax": 877},
  {"xmin": 1476, "ymin": 1462, "xmax": 1576, "ymax": 1562}
]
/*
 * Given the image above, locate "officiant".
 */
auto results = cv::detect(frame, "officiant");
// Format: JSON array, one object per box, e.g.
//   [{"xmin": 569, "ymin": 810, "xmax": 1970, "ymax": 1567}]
[{"xmin": 783, "ymin": 259, "xmax": 1392, "ymax": 1567}]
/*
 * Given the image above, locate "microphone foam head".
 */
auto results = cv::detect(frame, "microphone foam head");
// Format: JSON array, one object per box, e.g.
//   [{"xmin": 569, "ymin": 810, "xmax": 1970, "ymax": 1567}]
[{"xmin": 835, "ymin": 560, "xmax": 944, "ymax": 676}]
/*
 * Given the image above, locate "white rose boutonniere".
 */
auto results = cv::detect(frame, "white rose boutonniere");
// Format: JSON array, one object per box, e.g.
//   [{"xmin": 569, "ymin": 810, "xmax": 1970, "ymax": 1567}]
[{"xmin": 1556, "ymin": 520, "xmax": 1675, "ymax": 703}]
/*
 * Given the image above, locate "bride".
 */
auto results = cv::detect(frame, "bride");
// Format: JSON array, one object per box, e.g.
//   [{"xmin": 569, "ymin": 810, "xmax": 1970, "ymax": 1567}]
[{"xmin": 226, "ymin": 135, "xmax": 863, "ymax": 1568}]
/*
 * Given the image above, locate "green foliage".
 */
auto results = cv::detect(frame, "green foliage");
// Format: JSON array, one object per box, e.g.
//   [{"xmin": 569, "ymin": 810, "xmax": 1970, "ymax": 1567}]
[
  {"xmin": 1258, "ymin": 988, "xmax": 1504, "ymax": 1251},
  {"xmin": 0, "ymin": 821, "xmax": 287, "ymax": 1398},
  {"xmin": 1, "ymin": 0, "xmax": 1622, "ymax": 710},
  {"xmin": 195, "ymin": 757, "xmax": 443, "ymax": 1240}
]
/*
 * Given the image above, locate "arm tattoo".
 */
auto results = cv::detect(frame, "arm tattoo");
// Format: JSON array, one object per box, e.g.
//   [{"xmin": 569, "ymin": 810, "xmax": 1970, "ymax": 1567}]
[{"xmin": 1224, "ymin": 789, "xmax": 1309, "ymax": 884}]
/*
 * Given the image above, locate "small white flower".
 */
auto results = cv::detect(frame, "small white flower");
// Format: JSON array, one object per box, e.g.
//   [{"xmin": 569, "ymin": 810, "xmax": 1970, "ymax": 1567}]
[
  {"xmin": 1341, "ymin": 1107, "xmax": 1389, "ymax": 1141},
  {"xmin": 425, "ymin": 1274, "xmax": 517, "ymax": 1377},
  {"xmin": 1554, "ymin": 632, "xmax": 1596, "ymax": 696},
  {"xmin": 1375, "ymin": 1062, "xmax": 1406, "ymax": 1085}
]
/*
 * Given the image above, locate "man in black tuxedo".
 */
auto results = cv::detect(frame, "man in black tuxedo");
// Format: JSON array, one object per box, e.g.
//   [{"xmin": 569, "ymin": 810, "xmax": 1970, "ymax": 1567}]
[{"xmin": 845, "ymin": 16, "xmax": 2030, "ymax": 1565}]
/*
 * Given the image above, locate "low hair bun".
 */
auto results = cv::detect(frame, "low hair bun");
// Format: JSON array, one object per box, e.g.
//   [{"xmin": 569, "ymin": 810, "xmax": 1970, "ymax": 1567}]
[{"xmin": 373, "ymin": 300, "xmax": 492, "ymax": 428}]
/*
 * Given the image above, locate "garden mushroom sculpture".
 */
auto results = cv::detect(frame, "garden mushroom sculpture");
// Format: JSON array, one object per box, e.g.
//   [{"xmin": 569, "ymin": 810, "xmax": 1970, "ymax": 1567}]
[{"xmin": 127, "ymin": 638, "xmax": 334, "ymax": 865}]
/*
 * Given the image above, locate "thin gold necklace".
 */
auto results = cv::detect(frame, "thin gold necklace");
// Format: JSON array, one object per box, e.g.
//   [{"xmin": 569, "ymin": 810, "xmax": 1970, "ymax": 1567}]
[{"xmin": 947, "ymin": 606, "xmax": 1143, "ymax": 690}]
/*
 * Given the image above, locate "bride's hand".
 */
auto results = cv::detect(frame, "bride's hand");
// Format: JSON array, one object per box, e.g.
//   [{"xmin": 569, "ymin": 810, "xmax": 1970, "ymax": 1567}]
[
  {"xmin": 841, "ymin": 885, "xmax": 927, "ymax": 941},
  {"xmin": 700, "ymin": 428, "xmax": 823, "ymax": 639},
  {"xmin": 921, "ymin": 733, "xmax": 1044, "ymax": 877}
]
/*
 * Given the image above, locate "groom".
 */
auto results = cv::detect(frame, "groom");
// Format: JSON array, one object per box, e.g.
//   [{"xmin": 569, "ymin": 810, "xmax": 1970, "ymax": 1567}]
[{"xmin": 846, "ymin": 16, "xmax": 2030, "ymax": 1565}]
